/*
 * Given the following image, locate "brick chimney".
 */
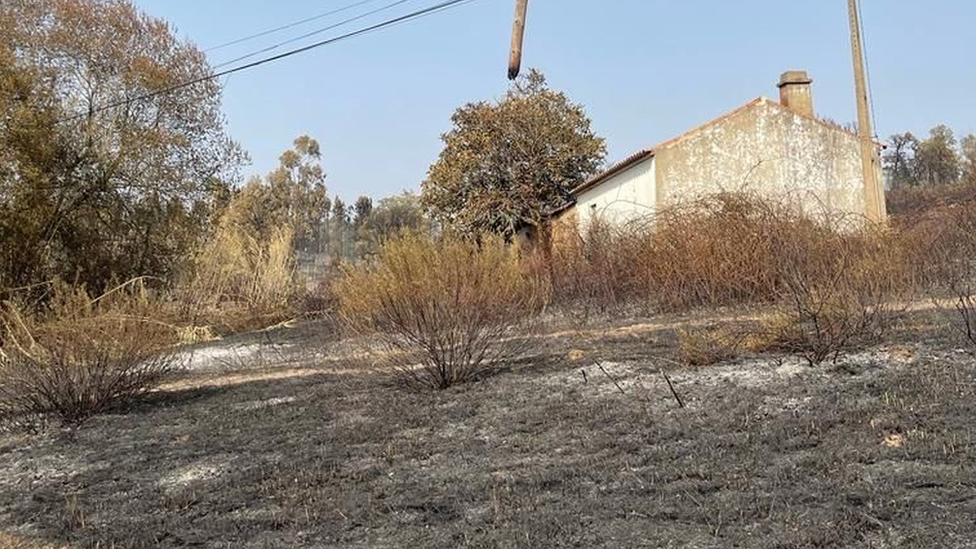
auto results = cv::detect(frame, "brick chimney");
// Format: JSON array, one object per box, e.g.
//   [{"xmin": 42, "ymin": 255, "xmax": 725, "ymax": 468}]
[{"xmin": 777, "ymin": 70, "xmax": 814, "ymax": 118}]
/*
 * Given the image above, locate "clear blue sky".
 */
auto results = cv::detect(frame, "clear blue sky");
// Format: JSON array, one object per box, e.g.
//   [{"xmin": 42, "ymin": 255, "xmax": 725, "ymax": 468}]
[{"xmin": 135, "ymin": 0, "xmax": 976, "ymax": 200}]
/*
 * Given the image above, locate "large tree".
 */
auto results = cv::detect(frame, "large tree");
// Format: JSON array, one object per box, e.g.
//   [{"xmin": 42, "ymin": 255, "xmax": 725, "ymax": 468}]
[
  {"xmin": 883, "ymin": 132, "xmax": 920, "ymax": 189},
  {"xmin": 221, "ymin": 136, "xmax": 330, "ymax": 254},
  {"xmin": 915, "ymin": 125, "xmax": 961, "ymax": 186},
  {"xmin": 422, "ymin": 70, "xmax": 606, "ymax": 237},
  {"xmin": 883, "ymin": 126, "xmax": 970, "ymax": 189},
  {"xmin": 0, "ymin": 0, "xmax": 241, "ymax": 292},
  {"xmin": 359, "ymin": 192, "xmax": 429, "ymax": 251}
]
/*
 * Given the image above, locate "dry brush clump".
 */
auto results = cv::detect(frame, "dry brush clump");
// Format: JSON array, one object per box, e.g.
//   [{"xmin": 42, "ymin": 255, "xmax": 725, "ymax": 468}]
[
  {"xmin": 758, "ymin": 219, "xmax": 911, "ymax": 365},
  {"xmin": 547, "ymin": 194, "xmax": 872, "ymax": 313},
  {"xmin": 173, "ymin": 223, "xmax": 305, "ymax": 334},
  {"xmin": 676, "ymin": 325, "xmax": 746, "ymax": 367},
  {"xmin": 630, "ymin": 193, "xmax": 799, "ymax": 311},
  {"xmin": 546, "ymin": 193, "xmax": 918, "ymax": 365},
  {"xmin": 542, "ymin": 218, "xmax": 641, "ymax": 318},
  {"xmin": 335, "ymin": 232, "xmax": 545, "ymax": 390},
  {"xmin": 0, "ymin": 280, "xmax": 182, "ymax": 429},
  {"xmin": 897, "ymin": 197, "xmax": 976, "ymax": 348}
]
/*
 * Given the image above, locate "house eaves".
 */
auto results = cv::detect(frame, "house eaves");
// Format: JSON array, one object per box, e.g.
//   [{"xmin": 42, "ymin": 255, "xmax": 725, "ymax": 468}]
[{"xmin": 569, "ymin": 97, "xmax": 768, "ymax": 198}]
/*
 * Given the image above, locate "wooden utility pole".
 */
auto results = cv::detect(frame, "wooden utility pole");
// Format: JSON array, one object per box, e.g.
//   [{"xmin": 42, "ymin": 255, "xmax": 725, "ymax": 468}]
[
  {"xmin": 847, "ymin": 0, "xmax": 886, "ymax": 223},
  {"xmin": 508, "ymin": 0, "xmax": 529, "ymax": 80}
]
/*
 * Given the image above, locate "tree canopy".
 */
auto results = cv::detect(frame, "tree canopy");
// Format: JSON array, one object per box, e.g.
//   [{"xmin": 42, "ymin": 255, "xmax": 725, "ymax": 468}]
[
  {"xmin": 0, "ymin": 0, "xmax": 240, "ymax": 292},
  {"xmin": 884, "ymin": 125, "xmax": 974, "ymax": 189},
  {"xmin": 422, "ymin": 70, "xmax": 606, "ymax": 238}
]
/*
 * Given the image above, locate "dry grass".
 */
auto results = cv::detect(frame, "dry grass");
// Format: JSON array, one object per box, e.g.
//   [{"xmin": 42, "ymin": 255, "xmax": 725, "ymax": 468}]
[
  {"xmin": 174, "ymin": 224, "xmax": 303, "ymax": 334},
  {"xmin": 0, "ymin": 532, "xmax": 74, "ymax": 549},
  {"xmin": 335, "ymin": 232, "xmax": 545, "ymax": 389},
  {"xmin": 676, "ymin": 325, "xmax": 744, "ymax": 367},
  {"xmin": 0, "ymin": 280, "xmax": 182, "ymax": 429},
  {"xmin": 543, "ymin": 193, "xmax": 926, "ymax": 364}
]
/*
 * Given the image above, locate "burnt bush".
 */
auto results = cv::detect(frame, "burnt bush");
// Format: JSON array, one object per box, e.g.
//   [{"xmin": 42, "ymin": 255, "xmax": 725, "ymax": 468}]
[
  {"xmin": 544, "ymin": 193, "xmax": 916, "ymax": 364},
  {"xmin": 335, "ymin": 232, "xmax": 545, "ymax": 390},
  {"xmin": 902, "ymin": 198, "xmax": 976, "ymax": 348},
  {"xmin": 760, "ymin": 220, "xmax": 910, "ymax": 366},
  {"xmin": 0, "ymin": 281, "xmax": 182, "ymax": 429}
]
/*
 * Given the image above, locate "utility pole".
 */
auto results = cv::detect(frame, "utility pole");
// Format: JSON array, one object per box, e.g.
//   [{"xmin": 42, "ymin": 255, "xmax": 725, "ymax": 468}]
[
  {"xmin": 847, "ymin": 0, "xmax": 886, "ymax": 223},
  {"xmin": 508, "ymin": 0, "xmax": 529, "ymax": 80}
]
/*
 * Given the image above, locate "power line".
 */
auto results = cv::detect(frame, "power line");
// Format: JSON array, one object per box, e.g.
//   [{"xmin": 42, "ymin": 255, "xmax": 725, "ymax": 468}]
[
  {"xmin": 213, "ymin": 0, "xmax": 416, "ymax": 69},
  {"xmin": 61, "ymin": 0, "xmax": 478, "ymax": 123},
  {"xmin": 204, "ymin": 0, "xmax": 384, "ymax": 53}
]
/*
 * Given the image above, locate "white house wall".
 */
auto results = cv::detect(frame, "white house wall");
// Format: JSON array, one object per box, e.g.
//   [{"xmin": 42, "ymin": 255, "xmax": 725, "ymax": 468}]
[
  {"xmin": 653, "ymin": 99, "xmax": 869, "ymax": 219},
  {"xmin": 575, "ymin": 156, "xmax": 656, "ymax": 229}
]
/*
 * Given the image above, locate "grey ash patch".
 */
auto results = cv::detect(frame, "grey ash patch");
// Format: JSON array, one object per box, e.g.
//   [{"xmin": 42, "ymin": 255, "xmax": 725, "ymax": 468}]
[{"xmin": 2, "ymin": 316, "xmax": 975, "ymax": 548}]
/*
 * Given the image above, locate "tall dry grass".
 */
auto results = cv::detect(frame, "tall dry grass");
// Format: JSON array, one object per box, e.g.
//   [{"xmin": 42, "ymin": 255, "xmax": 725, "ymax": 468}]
[
  {"xmin": 174, "ymin": 223, "xmax": 304, "ymax": 334},
  {"xmin": 335, "ymin": 232, "xmax": 545, "ymax": 389}
]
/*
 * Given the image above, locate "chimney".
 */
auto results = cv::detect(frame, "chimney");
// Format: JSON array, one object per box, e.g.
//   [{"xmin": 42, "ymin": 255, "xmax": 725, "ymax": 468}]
[{"xmin": 777, "ymin": 70, "xmax": 814, "ymax": 118}]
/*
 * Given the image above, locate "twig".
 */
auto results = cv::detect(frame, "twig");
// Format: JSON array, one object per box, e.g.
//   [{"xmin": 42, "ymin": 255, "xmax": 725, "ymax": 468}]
[
  {"xmin": 595, "ymin": 360, "xmax": 627, "ymax": 396},
  {"xmin": 660, "ymin": 369, "xmax": 685, "ymax": 408},
  {"xmin": 89, "ymin": 276, "xmax": 162, "ymax": 306}
]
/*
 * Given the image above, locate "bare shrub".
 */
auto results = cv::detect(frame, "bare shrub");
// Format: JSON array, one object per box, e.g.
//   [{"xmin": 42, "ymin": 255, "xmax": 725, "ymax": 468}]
[
  {"xmin": 632, "ymin": 194, "xmax": 793, "ymax": 311},
  {"xmin": 760, "ymin": 219, "xmax": 909, "ymax": 366},
  {"xmin": 543, "ymin": 193, "xmax": 914, "ymax": 365},
  {"xmin": 904, "ymin": 199, "xmax": 976, "ymax": 347},
  {"xmin": 543, "ymin": 217, "xmax": 640, "ymax": 318},
  {"xmin": 546, "ymin": 193, "xmax": 845, "ymax": 314},
  {"xmin": 0, "ymin": 280, "xmax": 182, "ymax": 429},
  {"xmin": 335, "ymin": 233, "xmax": 545, "ymax": 389},
  {"xmin": 886, "ymin": 180, "xmax": 976, "ymax": 218},
  {"xmin": 175, "ymin": 224, "xmax": 303, "ymax": 334}
]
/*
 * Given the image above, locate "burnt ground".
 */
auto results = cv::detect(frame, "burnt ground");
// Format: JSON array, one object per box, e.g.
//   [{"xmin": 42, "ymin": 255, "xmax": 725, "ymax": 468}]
[{"xmin": 2, "ymin": 310, "xmax": 976, "ymax": 548}]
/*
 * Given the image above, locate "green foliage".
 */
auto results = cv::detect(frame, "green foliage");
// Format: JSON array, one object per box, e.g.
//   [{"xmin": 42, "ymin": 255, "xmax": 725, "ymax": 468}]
[
  {"xmin": 358, "ymin": 192, "xmax": 430, "ymax": 254},
  {"xmin": 916, "ymin": 125, "xmax": 961, "ymax": 186},
  {"xmin": 962, "ymin": 135, "xmax": 976, "ymax": 185},
  {"xmin": 884, "ymin": 125, "xmax": 973, "ymax": 189},
  {"xmin": 422, "ymin": 69, "xmax": 606, "ymax": 238},
  {"xmin": 222, "ymin": 136, "xmax": 329, "ymax": 253},
  {"xmin": 884, "ymin": 132, "xmax": 921, "ymax": 190},
  {"xmin": 353, "ymin": 196, "xmax": 373, "ymax": 227}
]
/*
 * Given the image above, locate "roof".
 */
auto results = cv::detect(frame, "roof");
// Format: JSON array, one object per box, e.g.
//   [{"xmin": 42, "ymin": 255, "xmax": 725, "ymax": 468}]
[{"xmin": 567, "ymin": 96, "xmax": 878, "ymax": 200}]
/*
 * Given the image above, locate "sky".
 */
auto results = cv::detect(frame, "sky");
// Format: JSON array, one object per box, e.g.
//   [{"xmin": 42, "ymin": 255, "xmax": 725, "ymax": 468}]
[{"xmin": 134, "ymin": 0, "xmax": 976, "ymax": 201}]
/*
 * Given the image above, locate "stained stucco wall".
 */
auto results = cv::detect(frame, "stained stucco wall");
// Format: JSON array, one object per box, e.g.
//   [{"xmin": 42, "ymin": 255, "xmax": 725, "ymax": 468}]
[
  {"xmin": 575, "ymin": 156, "xmax": 656, "ymax": 228},
  {"xmin": 654, "ymin": 99, "xmax": 874, "ymax": 219}
]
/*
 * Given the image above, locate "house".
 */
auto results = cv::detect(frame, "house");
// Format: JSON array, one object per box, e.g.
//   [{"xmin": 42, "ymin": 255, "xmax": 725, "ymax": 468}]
[{"xmin": 547, "ymin": 70, "xmax": 887, "ymax": 237}]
